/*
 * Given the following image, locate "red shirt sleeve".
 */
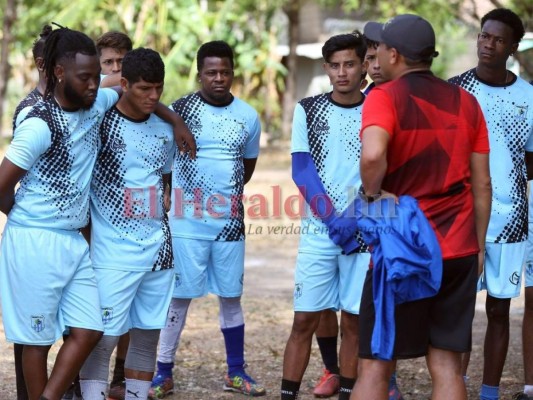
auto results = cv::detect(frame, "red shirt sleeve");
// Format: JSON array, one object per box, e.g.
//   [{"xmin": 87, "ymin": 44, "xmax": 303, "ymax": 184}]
[
  {"xmin": 472, "ymin": 97, "xmax": 490, "ymax": 154},
  {"xmin": 360, "ymin": 87, "xmax": 396, "ymax": 140}
]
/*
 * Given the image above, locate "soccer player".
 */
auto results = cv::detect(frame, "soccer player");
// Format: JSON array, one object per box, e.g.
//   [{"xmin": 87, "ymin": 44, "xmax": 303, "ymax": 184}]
[
  {"xmin": 95, "ymin": 29, "xmax": 133, "ymax": 400},
  {"xmin": 10, "ymin": 22, "xmax": 52, "ymax": 400},
  {"xmin": 96, "ymin": 31, "xmax": 132, "ymax": 76},
  {"xmin": 449, "ymin": 8, "xmax": 533, "ymax": 400},
  {"xmin": 79, "ymin": 47, "xmax": 175, "ymax": 400},
  {"xmin": 0, "ymin": 27, "xmax": 119, "ymax": 400},
  {"xmin": 352, "ymin": 14, "xmax": 491, "ymax": 400},
  {"xmin": 149, "ymin": 40, "xmax": 265, "ymax": 398},
  {"xmin": 280, "ymin": 32, "xmax": 369, "ymax": 400}
]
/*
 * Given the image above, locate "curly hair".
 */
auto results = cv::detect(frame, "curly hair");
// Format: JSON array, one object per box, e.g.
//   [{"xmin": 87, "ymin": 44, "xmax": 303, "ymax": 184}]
[
  {"xmin": 196, "ymin": 40, "xmax": 234, "ymax": 72},
  {"xmin": 121, "ymin": 47, "xmax": 165, "ymax": 84},
  {"xmin": 481, "ymin": 8, "xmax": 525, "ymax": 44}
]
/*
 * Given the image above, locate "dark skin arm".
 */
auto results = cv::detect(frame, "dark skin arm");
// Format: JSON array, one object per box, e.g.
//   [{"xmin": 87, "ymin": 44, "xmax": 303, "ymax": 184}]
[
  {"xmin": 153, "ymin": 104, "xmax": 197, "ymax": 160},
  {"xmin": 0, "ymin": 158, "xmax": 28, "ymax": 216},
  {"xmin": 163, "ymin": 173, "xmax": 171, "ymax": 212},
  {"xmin": 243, "ymin": 158, "xmax": 257, "ymax": 185},
  {"xmin": 80, "ymin": 221, "xmax": 91, "ymax": 245},
  {"xmin": 526, "ymin": 151, "xmax": 533, "ymax": 181}
]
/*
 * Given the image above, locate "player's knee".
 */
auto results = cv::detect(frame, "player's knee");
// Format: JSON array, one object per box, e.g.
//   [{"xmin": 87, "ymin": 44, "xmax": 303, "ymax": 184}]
[
  {"xmin": 485, "ymin": 298, "xmax": 511, "ymax": 323},
  {"xmin": 291, "ymin": 311, "xmax": 321, "ymax": 337},
  {"xmin": 80, "ymin": 334, "xmax": 119, "ymax": 380},
  {"xmin": 125, "ymin": 328, "xmax": 160, "ymax": 373},
  {"xmin": 218, "ymin": 296, "xmax": 244, "ymax": 328},
  {"xmin": 69, "ymin": 327, "xmax": 104, "ymax": 348}
]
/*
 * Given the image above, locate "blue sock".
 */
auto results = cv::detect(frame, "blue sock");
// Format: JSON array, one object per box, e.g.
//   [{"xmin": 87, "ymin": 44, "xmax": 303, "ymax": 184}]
[
  {"xmin": 480, "ymin": 384, "xmax": 499, "ymax": 400},
  {"xmin": 222, "ymin": 324, "xmax": 245, "ymax": 376},
  {"xmin": 156, "ymin": 361, "xmax": 174, "ymax": 379}
]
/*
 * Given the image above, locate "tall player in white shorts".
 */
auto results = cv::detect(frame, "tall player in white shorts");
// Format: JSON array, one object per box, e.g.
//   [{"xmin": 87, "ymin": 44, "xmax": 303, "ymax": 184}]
[
  {"xmin": 0, "ymin": 28, "xmax": 119, "ymax": 400},
  {"xmin": 78, "ymin": 48, "xmax": 178, "ymax": 400},
  {"xmin": 150, "ymin": 40, "xmax": 265, "ymax": 398},
  {"xmin": 281, "ymin": 32, "xmax": 370, "ymax": 400},
  {"xmin": 450, "ymin": 8, "xmax": 533, "ymax": 399}
]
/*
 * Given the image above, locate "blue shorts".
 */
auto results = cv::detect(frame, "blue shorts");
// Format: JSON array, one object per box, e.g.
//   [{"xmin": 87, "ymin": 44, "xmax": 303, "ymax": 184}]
[
  {"xmin": 0, "ymin": 224, "xmax": 103, "ymax": 345},
  {"xmin": 525, "ymin": 217, "xmax": 533, "ymax": 287},
  {"xmin": 479, "ymin": 241, "xmax": 526, "ymax": 298},
  {"xmin": 293, "ymin": 251, "xmax": 370, "ymax": 314},
  {"xmin": 172, "ymin": 237, "xmax": 245, "ymax": 298},
  {"xmin": 94, "ymin": 268, "xmax": 174, "ymax": 336}
]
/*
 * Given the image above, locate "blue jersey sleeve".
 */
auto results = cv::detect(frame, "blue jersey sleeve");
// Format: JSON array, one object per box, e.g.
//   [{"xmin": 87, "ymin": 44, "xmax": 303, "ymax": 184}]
[
  {"xmin": 292, "ymin": 152, "xmax": 360, "ymax": 254},
  {"xmin": 7, "ymin": 117, "xmax": 52, "ymax": 170},
  {"xmin": 244, "ymin": 112, "xmax": 261, "ymax": 159}
]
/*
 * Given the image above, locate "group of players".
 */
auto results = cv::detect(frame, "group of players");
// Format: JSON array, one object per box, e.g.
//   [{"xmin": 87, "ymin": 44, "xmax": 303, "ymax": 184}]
[{"xmin": 0, "ymin": 6, "xmax": 532, "ymax": 400}]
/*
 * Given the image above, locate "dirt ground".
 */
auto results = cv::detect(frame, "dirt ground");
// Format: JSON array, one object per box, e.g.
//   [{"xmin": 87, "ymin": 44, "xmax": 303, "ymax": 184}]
[{"xmin": 0, "ymin": 145, "xmax": 527, "ymax": 399}]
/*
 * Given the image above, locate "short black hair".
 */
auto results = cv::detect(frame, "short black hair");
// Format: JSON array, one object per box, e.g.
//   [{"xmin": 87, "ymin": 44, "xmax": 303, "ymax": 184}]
[
  {"xmin": 322, "ymin": 31, "xmax": 367, "ymax": 64},
  {"xmin": 121, "ymin": 47, "xmax": 165, "ymax": 84},
  {"xmin": 32, "ymin": 24, "xmax": 52, "ymax": 60},
  {"xmin": 196, "ymin": 40, "xmax": 234, "ymax": 72},
  {"xmin": 363, "ymin": 36, "xmax": 379, "ymax": 50},
  {"xmin": 481, "ymin": 8, "xmax": 525, "ymax": 44},
  {"xmin": 43, "ymin": 27, "xmax": 97, "ymax": 98}
]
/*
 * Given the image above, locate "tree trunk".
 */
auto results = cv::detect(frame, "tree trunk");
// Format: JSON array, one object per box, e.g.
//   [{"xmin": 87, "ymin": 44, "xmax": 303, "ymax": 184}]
[
  {"xmin": 0, "ymin": 0, "xmax": 17, "ymax": 138},
  {"xmin": 281, "ymin": 0, "xmax": 299, "ymax": 140}
]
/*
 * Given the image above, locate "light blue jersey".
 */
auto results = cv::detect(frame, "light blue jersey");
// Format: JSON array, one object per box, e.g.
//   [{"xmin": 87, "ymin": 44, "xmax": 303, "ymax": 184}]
[
  {"xmin": 90, "ymin": 107, "xmax": 175, "ymax": 271},
  {"xmin": 450, "ymin": 69, "xmax": 533, "ymax": 243},
  {"xmin": 291, "ymin": 92, "xmax": 366, "ymax": 255},
  {"xmin": 169, "ymin": 92, "xmax": 261, "ymax": 241},
  {"xmin": 6, "ymin": 89, "xmax": 118, "ymax": 231}
]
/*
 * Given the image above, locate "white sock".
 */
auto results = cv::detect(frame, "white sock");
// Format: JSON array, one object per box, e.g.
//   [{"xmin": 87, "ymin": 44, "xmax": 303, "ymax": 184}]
[
  {"xmin": 524, "ymin": 384, "xmax": 533, "ymax": 395},
  {"xmin": 125, "ymin": 378, "xmax": 152, "ymax": 399},
  {"xmin": 79, "ymin": 379, "xmax": 107, "ymax": 400}
]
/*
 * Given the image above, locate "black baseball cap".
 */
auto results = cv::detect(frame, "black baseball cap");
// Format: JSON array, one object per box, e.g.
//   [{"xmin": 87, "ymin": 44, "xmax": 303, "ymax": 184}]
[{"xmin": 364, "ymin": 14, "xmax": 439, "ymax": 60}]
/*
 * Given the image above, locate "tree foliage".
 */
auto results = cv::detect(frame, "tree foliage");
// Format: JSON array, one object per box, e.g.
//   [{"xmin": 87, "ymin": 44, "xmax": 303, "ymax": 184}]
[{"xmin": 0, "ymin": 0, "xmax": 530, "ymax": 137}]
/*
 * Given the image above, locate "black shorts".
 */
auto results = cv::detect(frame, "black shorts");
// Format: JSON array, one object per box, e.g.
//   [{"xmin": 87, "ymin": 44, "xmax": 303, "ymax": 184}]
[{"xmin": 358, "ymin": 255, "xmax": 478, "ymax": 359}]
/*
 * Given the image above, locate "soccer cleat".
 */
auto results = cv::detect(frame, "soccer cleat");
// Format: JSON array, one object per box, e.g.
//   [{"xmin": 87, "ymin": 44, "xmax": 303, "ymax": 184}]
[
  {"xmin": 512, "ymin": 392, "xmax": 533, "ymax": 400},
  {"xmin": 108, "ymin": 380, "xmax": 126, "ymax": 400},
  {"xmin": 148, "ymin": 375, "xmax": 174, "ymax": 399},
  {"xmin": 388, "ymin": 375, "xmax": 404, "ymax": 400},
  {"xmin": 312, "ymin": 369, "xmax": 340, "ymax": 398},
  {"xmin": 223, "ymin": 371, "xmax": 266, "ymax": 396}
]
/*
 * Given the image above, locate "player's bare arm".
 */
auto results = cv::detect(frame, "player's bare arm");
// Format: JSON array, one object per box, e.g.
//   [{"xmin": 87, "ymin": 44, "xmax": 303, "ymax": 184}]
[
  {"xmin": 0, "ymin": 158, "xmax": 27, "ymax": 215},
  {"xmin": 154, "ymin": 103, "xmax": 197, "ymax": 159},
  {"xmin": 526, "ymin": 151, "xmax": 533, "ymax": 181},
  {"xmin": 470, "ymin": 152, "xmax": 492, "ymax": 275},
  {"xmin": 360, "ymin": 125, "xmax": 390, "ymax": 196},
  {"xmin": 243, "ymin": 158, "xmax": 257, "ymax": 185}
]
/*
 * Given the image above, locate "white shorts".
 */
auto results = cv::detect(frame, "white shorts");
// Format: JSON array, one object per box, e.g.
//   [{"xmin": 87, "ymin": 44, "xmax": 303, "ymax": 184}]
[
  {"xmin": 478, "ymin": 241, "xmax": 526, "ymax": 298},
  {"xmin": 293, "ymin": 251, "xmax": 370, "ymax": 314},
  {"xmin": 525, "ymin": 217, "xmax": 533, "ymax": 287},
  {"xmin": 172, "ymin": 237, "xmax": 245, "ymax": 298},
  {"xmin": 0, "ymin": 224, "xmax": 103, "ymax": 345},
  {"xmin": 94, "ymin": 268, "xmax": 174, "ymax": 336}
]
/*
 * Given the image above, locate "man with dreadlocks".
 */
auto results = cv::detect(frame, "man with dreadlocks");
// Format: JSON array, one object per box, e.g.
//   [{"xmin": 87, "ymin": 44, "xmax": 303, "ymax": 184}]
[
  {"xmin": 0, "ymin": 26, "xmax": 115, "ymax": 400},
  {"xmin": 10, "ymin": 23, "xmax": 53, "ymax": 400},
  {"xmin": 0, "ymin": 26, "xmax": 194, "ymax": 400}
]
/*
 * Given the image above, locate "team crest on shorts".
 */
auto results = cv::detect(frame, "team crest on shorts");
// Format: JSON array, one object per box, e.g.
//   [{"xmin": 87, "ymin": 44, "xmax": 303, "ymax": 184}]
[
  {"xmin": 174, "ymin": 273, "xmax": 181, "ymax": 288},
  {"xmin": 31, "ymin": 315, "xmax": 45, "ymax": 332},
  {"xmin": 294, "ymin": 283, "xmax": 303, "ymax": 299},
  {"xmin": 509, "ymin": 271, "xmax": 521, "ymax": 286},
  {"xmin": 102, "ymin": 307, "xmax": 113, "ymax": 324}
]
